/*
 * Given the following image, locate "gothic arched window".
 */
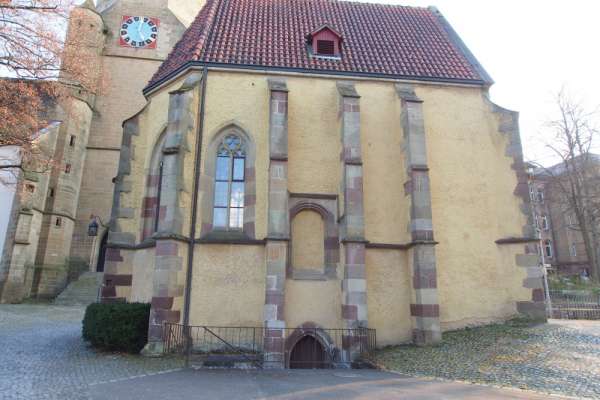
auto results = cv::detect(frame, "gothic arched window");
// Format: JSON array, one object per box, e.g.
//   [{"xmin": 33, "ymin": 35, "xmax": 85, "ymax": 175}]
[{"xmin": 213, "ymin": 134, "xmax": 246, "ymax": 229}]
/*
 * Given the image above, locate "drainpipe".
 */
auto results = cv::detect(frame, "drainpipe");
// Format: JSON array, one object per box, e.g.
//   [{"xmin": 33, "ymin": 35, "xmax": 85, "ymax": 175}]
[{"xmin": 183, "ymin": 66, "xmax": 208, "ymax": 367}]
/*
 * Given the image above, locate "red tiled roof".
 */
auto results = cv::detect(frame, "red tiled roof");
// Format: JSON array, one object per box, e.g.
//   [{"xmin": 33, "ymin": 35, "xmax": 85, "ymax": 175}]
[{"xmin": 146, "ymin": 0, "xmax": 490, "ymax": 92}]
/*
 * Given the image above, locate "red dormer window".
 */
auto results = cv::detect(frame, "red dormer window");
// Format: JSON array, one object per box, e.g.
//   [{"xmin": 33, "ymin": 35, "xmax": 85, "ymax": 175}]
[{"xmin": 308, "ymin": 25, "xmax": 342, "ymax": 58}]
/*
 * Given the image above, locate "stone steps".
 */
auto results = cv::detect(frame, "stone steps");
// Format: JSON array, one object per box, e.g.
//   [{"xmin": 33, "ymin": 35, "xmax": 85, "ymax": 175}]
[{"xmin": 54, "ymin": 272, "xmax": 103, "ymax": 306}]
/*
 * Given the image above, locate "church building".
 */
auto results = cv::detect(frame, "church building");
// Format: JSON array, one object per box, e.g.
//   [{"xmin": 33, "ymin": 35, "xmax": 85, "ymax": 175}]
[{"xmin": 1, "ymin": 0, "xmax": 546, "ymax": 368}]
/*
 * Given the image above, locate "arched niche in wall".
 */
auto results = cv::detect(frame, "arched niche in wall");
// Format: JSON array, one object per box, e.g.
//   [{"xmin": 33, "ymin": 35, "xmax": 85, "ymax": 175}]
[{"xmin": 288, "ymin": 195, "xmax": 339, "ymax": 280}]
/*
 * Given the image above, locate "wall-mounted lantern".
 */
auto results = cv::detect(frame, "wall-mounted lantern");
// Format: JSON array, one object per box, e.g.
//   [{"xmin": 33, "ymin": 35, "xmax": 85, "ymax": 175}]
[{"xmin": 87, "ymin": 216, "xmax": 99, "ymax": 237}]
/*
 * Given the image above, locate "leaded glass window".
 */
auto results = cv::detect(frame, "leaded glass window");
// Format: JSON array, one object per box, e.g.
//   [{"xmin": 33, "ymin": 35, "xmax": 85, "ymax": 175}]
[{"xmin": 213, "ymin": 134, "xmax": 245, "ymax": 229}]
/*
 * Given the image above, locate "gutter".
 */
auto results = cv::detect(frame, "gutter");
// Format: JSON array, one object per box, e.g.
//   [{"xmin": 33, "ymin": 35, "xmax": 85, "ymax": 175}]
[
  {"xmin": 143, "ymin": 61, "xmax": 487, "ymax": 97},
  {"xmin": 182, "ymin": 66, "xmax": 208, "ymax": 367}
]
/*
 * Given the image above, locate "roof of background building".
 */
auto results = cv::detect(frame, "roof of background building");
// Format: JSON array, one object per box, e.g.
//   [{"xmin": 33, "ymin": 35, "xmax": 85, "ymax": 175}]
[
  {"xmin": 531, "ymin": 154, "xmax": 600, "ymax": 178},
  {"xmin": 145, "ymin": 0, "xmax": 492, "ymax": 93}
]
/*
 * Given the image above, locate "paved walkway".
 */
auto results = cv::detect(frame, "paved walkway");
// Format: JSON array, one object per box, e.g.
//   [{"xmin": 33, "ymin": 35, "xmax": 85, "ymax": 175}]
[
  {"xmin": 88, "ymin": 369, "xmax": 564, "ymax": 400},
  {"xmin": 0, "ymin": 304, "xmax": 581, "ymax": 399},
  {"xmin": 0, "ymin": 304, "xmax": 183, "ymax": 400}
]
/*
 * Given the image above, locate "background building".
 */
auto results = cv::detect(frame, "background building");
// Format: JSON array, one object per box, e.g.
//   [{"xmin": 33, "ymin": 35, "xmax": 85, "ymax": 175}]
[{"xmin": 530, "ymin": 155, "xmax": 600, "ymax": 276}]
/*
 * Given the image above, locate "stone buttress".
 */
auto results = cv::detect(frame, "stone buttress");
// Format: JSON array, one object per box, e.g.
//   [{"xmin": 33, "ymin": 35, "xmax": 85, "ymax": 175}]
[
  {"xmin": 396, "ymin": 84, "xmax": 442, "ymax": 345},
  {"xmin": 489, "ymin": 100, "xmax": 546, "ymax": 321},
  {"xmin": 106, "ymin": 74, "xmax": 203, "ymax": 354},
  {"xmin": 263, "ymin": 79, "xmax": 290, "ymax": 368},
  {"xmin": 337, "ymin": 82, "xmax": 368, "ymax": 360}
]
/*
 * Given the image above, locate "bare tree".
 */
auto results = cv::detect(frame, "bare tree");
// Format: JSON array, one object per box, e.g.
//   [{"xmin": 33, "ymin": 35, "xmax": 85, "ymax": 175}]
[
  {"xmin": 533, "ymin": 89, "xmax": 600, "ymax": 280},
  {"xmin": 0, "ymin": 0, "xmax": 103, "ymax": 175}
]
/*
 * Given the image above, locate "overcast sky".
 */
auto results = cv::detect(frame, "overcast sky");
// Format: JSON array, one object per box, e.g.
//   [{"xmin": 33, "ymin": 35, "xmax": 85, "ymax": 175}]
[
  {"xmin": 362, "ymin": 0, "xmax": 600, "ymax": 165},
  {"xmin": 10, "ymin": 1, "xmax": 597, "ymax": 166}
]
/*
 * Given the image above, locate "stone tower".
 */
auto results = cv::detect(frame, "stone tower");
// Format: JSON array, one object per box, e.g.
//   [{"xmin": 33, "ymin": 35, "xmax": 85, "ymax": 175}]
[
  {"xmin": 68, "ymin": 0, "xmax": 204, "ymax": 276},
  {"xmin": 0, "ymin": 0, "xmax": 205, "ymax": 302}
]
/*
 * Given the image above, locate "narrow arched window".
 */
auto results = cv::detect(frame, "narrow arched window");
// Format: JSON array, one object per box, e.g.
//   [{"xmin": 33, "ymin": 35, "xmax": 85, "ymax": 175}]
[
  {"xmin": 213, "ymin": 134, "xmax": 246, "ymax": 229},
  {"xmin": 544, "ymin": 239, "xmax": 553, "ymax": 258}
]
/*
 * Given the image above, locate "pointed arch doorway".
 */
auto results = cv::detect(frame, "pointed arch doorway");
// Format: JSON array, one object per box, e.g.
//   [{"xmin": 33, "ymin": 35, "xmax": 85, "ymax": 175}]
[
  {"xmin": 289, "ymin": 335, "xmax": 328, "ymax": 369},
  {"xmin": 96, "ymin": 232, "xmax": 108, "ymax": 273}
]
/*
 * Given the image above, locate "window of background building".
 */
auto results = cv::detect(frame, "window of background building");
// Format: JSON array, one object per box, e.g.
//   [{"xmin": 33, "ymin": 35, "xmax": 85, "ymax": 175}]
[
  {"xmin": 544, "ymin": 239, "xmax": 553, "ymax": 258},
  {"xmin": 537, "ymin": 188, "xmax": 544, "ymax": 202},
  {"xmin": 570, "ymin": 244, "xmax": 577, "ymax": 257},
  {"xmin": 541, "ymin": 215, "xmax": 549, "ymax": 230}
]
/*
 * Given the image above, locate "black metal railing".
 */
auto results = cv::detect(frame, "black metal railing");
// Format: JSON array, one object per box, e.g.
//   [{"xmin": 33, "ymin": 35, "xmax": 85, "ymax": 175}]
[
  {"xmin": 549, "ymin": 290, "xmax": 600, "ymax": 320},
  {"xmin": 163, "ymin": 323, "xmax": 376, "ymax": 368}
]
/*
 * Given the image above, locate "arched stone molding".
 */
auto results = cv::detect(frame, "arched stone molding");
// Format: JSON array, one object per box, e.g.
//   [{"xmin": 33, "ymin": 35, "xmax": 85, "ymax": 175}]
[
  {"xmin": 288, "ymin": 195, "xmax": 339, "ymax": 280},
  {"xmin": 199, "ymin": 122, "xmax": 257, "ymax": 239},
  {"xmin": 284, "ymin": 322, "xmax": 337, "ymax": 368}
]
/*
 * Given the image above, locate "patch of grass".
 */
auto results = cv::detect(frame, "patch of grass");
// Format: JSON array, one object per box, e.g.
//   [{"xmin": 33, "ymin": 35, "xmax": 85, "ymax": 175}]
[{"xmin": 548, "ymin": 274, "xmax": 600, "ymax": 294}]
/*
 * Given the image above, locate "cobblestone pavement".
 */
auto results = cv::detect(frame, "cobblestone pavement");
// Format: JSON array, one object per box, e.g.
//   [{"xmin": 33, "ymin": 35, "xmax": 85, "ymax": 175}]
[
  {"xmin": 0, "ymin": 304, "xmax": 184, "ymax": 400},
  {"xmin": 374, "ymin": 318, "xmax": 600, "ymax": 399},
  {"xmin": 0, "ymin": 305, "xmax": 590, "ymax": 399}
]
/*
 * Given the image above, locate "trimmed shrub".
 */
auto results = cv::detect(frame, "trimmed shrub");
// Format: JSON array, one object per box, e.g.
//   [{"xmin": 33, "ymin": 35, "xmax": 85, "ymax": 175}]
[{"xmin": 82, "ymin": 302, "xmax": 151, "ymax": 354}]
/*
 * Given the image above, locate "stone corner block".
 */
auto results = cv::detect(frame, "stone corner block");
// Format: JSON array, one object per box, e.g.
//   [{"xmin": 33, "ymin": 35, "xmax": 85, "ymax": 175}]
[
  {"xmin": 268, "ymin": 78, "xmax": 288, "ymax": 92},
  {"xmin": 107, "ymin": 231, "xmax": 135, "ymax": 246},
  {"xmin": 515, "ymin": 254, "xmax": 539, "ymax": 268},
  {"xmin": 118, "ymin": 207, "xmax": 135, "ymax": 219},
  {"xmin": 141, "ymin": 341, "xmax": 164, "ymax": 357},
  {"xmin": 395, "ymin": 83, "xmax": 422, "ymax": 102},
  {"xmin": 337, "ymin": 81, "xmax": 360, "ymax": 98}
]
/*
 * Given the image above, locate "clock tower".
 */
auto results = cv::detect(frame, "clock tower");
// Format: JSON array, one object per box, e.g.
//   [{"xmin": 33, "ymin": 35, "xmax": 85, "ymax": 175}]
[
  {"xmin": 0, "ymin": 0, "xmax": 205, "ymax": 302},
  {"xmin": 69, "ymin": 0, "xmax": 206, "ymax": 272}
]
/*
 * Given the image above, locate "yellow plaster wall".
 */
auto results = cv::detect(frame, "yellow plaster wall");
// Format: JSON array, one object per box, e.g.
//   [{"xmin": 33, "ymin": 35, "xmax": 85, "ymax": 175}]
[
  {"xmin": 291, "ymin": 210, "xmax": 324, "ymax": 271},
  {"xmin": 416, "ymin": 85, "xmax": 531, "ymax": 328},
  {"xmin": 285, "ymin": 279, "xmax": 343, "ymax": 330},
  {"xmin": 366, "ymin": 249, "xmax": 412, "ymax": 345},
  {"xmin": 126, "ymin": 70, "xmax": 534, "ymax": 338},
  {"xmin": 189, "ymin": 244, "xmax": 265, "ymax": 326},
  {"xmin": 287, "ymin": 78, "xmax": 340, "ymax": 195},
  {"xmin": 357, "ymin": 82, "xmax": 409, "ymax": 244},
  {"xmin": 130, "ymin": 247, "xmax": 155, "ymax": 303}
]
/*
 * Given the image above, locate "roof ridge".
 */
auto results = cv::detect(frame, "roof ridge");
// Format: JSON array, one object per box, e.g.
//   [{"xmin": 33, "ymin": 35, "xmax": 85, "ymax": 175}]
[
  {"xmin": 303, "ymin": 0, "xmax": 430, "ymax": 11},
  {"xmin": 427, "ymin": 6, "xmax": 494, "ymax": 85},
  {"xmin": 147, "ymin": 0, "xmax": 222, "ymax": 88}
]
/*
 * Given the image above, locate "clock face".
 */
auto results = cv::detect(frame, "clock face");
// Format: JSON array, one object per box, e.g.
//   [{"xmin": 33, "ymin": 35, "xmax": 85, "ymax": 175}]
[{"xmin": 119, "ymin": 16, "xmax": 159, "ymax": 49}]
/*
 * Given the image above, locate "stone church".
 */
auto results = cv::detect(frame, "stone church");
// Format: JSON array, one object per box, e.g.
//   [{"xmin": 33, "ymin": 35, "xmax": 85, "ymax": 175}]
[{"xmin": 1, "ymin": 0, "xmax": 546, "ymax": 367}]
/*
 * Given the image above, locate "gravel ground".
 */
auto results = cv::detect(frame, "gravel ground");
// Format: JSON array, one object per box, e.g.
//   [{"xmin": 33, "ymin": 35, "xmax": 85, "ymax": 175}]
[
  {"xmin": 373, "ymin": 318, "xmax": 600, "ymax": 399},
  {"xmin": 0, "ymin": 304, "xmax": 184, "ymax": 400}
]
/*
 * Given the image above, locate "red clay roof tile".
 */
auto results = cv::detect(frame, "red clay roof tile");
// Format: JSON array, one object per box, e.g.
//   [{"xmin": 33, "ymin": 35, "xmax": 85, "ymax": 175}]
[{"xmin": 146, "ymin": 0, "xmax": 489, "ymax": 92}]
